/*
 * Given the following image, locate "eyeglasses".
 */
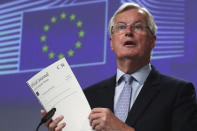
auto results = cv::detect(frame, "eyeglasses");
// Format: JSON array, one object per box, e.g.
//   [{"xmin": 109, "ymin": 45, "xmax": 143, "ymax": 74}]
[{"xmin": 112, "ymin": 22, "xmax": 152, "ymax": 35}]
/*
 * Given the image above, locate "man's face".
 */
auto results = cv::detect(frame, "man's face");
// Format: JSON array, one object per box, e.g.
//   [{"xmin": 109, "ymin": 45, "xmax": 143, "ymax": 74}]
[{"xmin": 110, "ymin": 9, "xmax": 156, "ymax": 62}]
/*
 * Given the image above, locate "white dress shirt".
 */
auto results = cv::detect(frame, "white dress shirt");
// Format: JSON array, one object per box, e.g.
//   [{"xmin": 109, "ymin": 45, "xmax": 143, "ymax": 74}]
[{"xmin": 114, "ymin": 64, "xmax": 152, "ymax": 110}]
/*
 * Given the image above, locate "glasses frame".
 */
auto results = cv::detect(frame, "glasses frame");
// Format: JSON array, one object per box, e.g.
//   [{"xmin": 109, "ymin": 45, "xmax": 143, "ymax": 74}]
[{"xmin": 112, "ymin": 22, "xmax": 153, "ymax": 35}]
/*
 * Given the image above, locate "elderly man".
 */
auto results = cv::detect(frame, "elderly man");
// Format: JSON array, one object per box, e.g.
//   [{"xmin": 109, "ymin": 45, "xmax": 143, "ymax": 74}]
[{"xmin": 41, "ymin": 2, "xmax": 197, "ymax": 131}]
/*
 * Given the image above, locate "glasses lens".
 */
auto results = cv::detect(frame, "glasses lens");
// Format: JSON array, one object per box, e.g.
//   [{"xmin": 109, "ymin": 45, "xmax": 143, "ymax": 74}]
[
  {"xmin": 113, "ymin": 22, "xmax": 150, "ymax": 34},
  {"xmin": 116, "ymin": 23, "xmax": 127, "ymax": 32}
]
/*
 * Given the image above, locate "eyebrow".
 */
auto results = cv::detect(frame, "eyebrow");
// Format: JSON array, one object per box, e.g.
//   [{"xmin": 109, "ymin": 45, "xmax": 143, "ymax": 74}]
[{"xmin": 116, "ymin": 20, "xmax": 144, "ymax": 25}]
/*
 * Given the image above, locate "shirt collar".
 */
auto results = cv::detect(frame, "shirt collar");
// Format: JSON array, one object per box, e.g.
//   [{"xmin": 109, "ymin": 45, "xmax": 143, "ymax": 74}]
[{"xmin": 116, "ymin": 64, "xmax": 151, "ymax": 85}]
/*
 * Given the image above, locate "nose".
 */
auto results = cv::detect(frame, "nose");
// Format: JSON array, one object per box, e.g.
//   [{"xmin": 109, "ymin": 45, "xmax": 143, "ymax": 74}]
[{"xmin": 125, "ymin": 25, "xmax": 134, "ymax": 37}]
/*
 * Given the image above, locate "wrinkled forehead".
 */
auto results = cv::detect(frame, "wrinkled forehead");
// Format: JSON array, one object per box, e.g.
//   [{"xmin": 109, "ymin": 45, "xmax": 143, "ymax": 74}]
[{"xmin": 114, "ymin": 8, "xmax": 148, "ymax": 24}]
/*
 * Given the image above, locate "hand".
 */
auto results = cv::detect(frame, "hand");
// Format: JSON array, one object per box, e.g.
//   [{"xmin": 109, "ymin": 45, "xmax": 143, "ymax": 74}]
[
  {"xmin": 41, "ymin": 109, "xmax": 66, "ymax": 131},
  {"xmin": 88, "ymin": 108, "xmax": 135, "ymax": 131}
]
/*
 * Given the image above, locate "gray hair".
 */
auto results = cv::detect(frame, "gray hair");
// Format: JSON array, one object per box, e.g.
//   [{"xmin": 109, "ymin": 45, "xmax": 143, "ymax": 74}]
[{"xmin": 108, "ymin": 2, "xmax": 157, "ymax": 36}]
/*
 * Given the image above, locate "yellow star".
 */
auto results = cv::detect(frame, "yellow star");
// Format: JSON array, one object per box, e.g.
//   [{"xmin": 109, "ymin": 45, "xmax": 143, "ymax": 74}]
[
  {"xmin": 51, "ymin": 16, "xmax": 57, "ymax": 23},
  {"xmin": 70, "ymin": 14, "xmax": 76, "ymax": 21}
]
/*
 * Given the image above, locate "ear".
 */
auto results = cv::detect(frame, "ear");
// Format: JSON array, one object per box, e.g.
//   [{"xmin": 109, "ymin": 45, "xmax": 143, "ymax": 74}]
[
  {"xmin": 110, "ymin": 37, "xmax": 114, "ymax": 50},
  {"xmin": 151, "ymin": 35, "xmax": 156, "ymax": 49}
]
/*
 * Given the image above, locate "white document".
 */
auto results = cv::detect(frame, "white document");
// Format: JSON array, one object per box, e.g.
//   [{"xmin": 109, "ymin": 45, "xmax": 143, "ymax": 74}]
[{"xmin": 27, "ymin": 58, "xmax": 93, "ymax": 131}]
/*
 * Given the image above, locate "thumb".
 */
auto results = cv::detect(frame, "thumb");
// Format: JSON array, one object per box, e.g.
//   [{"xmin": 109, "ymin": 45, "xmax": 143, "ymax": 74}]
[{"xmin": 41, "ymin": 109, "xmax": 46, "ymax": 117}]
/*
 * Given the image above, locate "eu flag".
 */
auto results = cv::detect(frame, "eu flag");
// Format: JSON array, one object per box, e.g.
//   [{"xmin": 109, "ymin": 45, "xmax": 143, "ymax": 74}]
[{"xmin": 20, "ymin": 1, "xmax": 107, "ymax": 70}]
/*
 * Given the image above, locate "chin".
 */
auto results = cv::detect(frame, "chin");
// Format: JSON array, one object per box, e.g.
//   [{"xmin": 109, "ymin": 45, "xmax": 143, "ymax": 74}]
[
  {"xmin": 124, "ymin": 52, "xmax": 137, "ymax": 57},
  {"xmin": 119, "ymin": 54, "xmax": 137, "ymax": 59}
]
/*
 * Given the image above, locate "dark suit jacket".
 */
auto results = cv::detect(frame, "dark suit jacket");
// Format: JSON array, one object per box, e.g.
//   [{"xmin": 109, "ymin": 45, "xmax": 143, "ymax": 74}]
[{"xmin": 84, "ymin": 67, "xmax": 197, "ymax": 131}]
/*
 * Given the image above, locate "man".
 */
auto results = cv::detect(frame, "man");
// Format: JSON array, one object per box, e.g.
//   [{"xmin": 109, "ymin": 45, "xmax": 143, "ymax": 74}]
[{"xmin": 41, "ymin": 2, "xmax": 197, "ymax": 131}]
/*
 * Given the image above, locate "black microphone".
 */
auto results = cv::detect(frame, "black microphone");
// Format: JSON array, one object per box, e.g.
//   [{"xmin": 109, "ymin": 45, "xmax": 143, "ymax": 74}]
[{"xmin": 36, "ymin": 108, "xmax": 56, "ymax": 131}]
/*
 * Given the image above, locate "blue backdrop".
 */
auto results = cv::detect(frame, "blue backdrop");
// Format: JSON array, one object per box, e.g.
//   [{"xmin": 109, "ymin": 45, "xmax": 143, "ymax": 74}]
[{"xmin": 0, "ymin": 0, "xmax": 196, "ymax": 130}]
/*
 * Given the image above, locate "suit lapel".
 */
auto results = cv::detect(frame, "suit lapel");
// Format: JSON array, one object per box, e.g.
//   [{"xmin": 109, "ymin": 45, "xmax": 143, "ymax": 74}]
[
  {"xmin": 126, "ymin": 67, "xmax": 161, "ymax": 126},
  {"xmin": 97, "ymin": 75, "xmax": 116, "ymax": 112}
]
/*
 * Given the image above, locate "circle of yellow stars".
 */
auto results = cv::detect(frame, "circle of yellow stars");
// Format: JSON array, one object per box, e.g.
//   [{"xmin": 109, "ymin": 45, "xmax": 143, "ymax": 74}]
[{"xmin": 40, "ymin": 12, "xmax": 85, "ymax": 59}]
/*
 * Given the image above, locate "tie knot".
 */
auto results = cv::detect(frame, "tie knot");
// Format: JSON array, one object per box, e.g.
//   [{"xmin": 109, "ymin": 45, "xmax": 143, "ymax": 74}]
[{"xmin": 123, "ymin": 74, "xmax": 132, "ymax": 83}]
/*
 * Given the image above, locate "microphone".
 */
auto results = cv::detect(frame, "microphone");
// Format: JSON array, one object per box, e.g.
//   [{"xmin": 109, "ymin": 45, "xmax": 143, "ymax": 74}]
[{"xmin": 36, "ymin": 108, "xmax": 56, "ymax": 131}]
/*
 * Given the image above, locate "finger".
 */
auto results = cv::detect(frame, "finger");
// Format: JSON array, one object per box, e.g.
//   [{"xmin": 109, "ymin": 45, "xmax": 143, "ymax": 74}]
[
  {"xmin": 41, "ymin": 110, "xmax": 53, "ymax": 127},
  {"xmin": 55, "ymin": 122, "xmax": 66, "ymax": 131},
  {"xmin": 41, "ymin": 109, "xmax": 46, "ymax": 117},
  {"xmin": 90, "ymin": 108, "xmax": 111, "ymax": 116},
  {"xmin": 89, "ymin": 108, "xmax": 105, "ymax": 119},
  {"xmin": 91, "ymin": 108, "xmax": 105, "ymax": 113},
  {"xmin": 94, "ymin": 123, "xmax": 103, "ymax": 131},
  {"xmin": 91, "ymin": 119, "xmax": 100, "ymax": 129},
  {"xmin": 49, "ymin": 115, "xmax": 64, "ymax": 130},
  {"xmin": 89, "ymin": 112, "xmax": 103, "ymax": 122}
]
